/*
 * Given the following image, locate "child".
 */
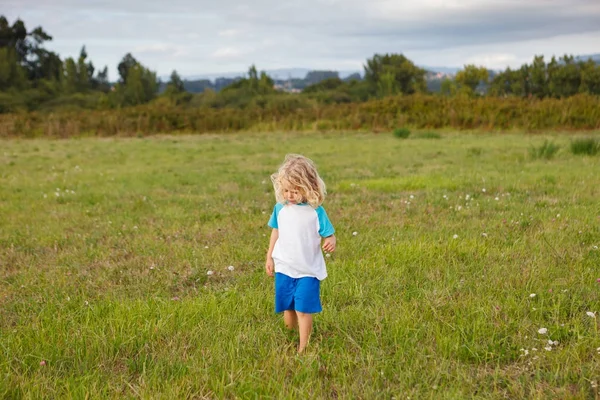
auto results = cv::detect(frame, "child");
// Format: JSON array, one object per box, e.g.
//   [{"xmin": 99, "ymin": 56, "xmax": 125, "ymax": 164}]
[{"xmin": 265, "ymin": 154, "xmax": 336, "ymax": 353}]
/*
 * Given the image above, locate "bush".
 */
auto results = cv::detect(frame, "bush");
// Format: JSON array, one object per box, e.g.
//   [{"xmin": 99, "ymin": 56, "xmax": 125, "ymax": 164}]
[
  {"xmin": 529, "ymin": 140, "xmax": 560, "ymax": 160},
  {"xmin": 570, "ymin": 137, "xmax": 600, "ymax": 156},
  {"xmin": 393, "ymin": 127, "xmax": 411, "ymax": 139}
]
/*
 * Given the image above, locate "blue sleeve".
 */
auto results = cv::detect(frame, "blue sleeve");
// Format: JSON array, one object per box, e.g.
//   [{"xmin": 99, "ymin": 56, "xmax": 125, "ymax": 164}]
[
  {"xmin": 316, "ymin": 206, "xmax": 335, "ymax": 237},
  {"xmin": 268, "ymin": 203, "xmax": 284, "ymax": 229}
]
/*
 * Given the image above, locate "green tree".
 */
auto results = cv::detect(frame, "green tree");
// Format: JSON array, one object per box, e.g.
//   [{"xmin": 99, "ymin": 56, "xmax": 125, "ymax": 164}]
[
  {"xmin": 117, "ymin": 53, "xmax": 138, "ymax": 84},
  {"xmin": 454, "ymin": 65, "xmax": 488, "ymax": 95},
  {"xmin": 0, "ymin": 47, "xmax": 27, "ymax": 89},
  {"xmin": 530, "ymin": 55, "xmax": 547, "ymax": 98},
  {"xmin": 364, "ymin": 53, "xmax": 426, "ymax": 96},
  {"xmin": 166, "ymin": 70, "xmax": 185, "ymax": 93},
  {"xmin": 63, "ymin": 57, "xmax": 78, "ymax": 93},
  {"xmin": 579, "ymin": 59, "xmax": 600, "ymax": 95}
]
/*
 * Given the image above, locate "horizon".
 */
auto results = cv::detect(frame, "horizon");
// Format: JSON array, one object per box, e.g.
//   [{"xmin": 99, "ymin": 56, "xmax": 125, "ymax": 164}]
[{"xmin": 4, "ymin": 0, "xmax": 600, "ymax": 81}]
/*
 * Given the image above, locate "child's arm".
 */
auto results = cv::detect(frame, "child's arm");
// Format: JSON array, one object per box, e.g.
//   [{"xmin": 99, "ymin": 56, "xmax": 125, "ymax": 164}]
[
  {"xmin": 265, "ymin": 228, "xmax": 279, "ymax": 277},
  {"xmin": 322, "ymin": 234, "xmax": 336, "ymax": 253}
]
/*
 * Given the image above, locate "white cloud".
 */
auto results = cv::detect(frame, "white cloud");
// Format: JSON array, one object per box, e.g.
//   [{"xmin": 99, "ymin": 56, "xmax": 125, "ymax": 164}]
[{"xmin": 4, "ymin": 0, "xmax": 600, "ymax": 77}]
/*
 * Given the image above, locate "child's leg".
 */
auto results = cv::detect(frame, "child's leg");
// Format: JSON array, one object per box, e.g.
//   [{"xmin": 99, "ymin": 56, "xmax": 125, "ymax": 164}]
[
  {"xmin": 284, "ymin": 310, "xmax": 298, "ymax": 330},
  {"xmin": 296, "ymin": 311, "xmax": 313, "ymax": 353}
]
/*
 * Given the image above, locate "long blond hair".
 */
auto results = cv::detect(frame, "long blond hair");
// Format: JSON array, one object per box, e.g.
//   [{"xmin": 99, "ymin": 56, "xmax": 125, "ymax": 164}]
[{"xmin": 271, "ymin": 154, "xmax": 326, "ymax": 208}]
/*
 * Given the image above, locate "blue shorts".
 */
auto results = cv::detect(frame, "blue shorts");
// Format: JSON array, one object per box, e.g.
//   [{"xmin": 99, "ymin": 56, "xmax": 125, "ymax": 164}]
[{"xmin": 275, "ymin": 273, "xmax": 322, "ymax": 314}]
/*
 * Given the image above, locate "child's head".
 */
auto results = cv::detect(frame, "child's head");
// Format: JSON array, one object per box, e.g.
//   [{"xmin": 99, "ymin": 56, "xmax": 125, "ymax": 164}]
[{"xmin": 271, "ymin": 154, "xmax": 326, "ymax": 208}]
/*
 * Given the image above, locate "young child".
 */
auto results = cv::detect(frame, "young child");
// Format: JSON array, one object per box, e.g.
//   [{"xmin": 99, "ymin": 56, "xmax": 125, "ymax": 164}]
[{"xmin": 265, "ymin": 154, "xmax": 336, "ymax": 354}]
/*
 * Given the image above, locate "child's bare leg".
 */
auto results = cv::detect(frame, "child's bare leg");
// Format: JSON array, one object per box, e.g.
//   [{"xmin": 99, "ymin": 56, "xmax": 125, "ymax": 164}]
[
  {"xmin": 284, "ymin": 310, "xmax": 298, "ymax": 330},
  {"xmin": 296, "ymin": 311, "xmax": 313, "ymax": 353}
]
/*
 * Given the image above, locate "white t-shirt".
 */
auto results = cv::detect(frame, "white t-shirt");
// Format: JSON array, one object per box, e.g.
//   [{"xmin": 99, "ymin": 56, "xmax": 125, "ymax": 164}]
[{"xmin": 268, "ymin": 203, "xmax": 335, "ymax": 281}]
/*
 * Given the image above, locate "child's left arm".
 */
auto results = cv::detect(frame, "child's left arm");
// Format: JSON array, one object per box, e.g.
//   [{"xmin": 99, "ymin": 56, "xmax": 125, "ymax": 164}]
[{"xmin": 322, "ymin": 234, "xmax": 336, "ymax": 253}]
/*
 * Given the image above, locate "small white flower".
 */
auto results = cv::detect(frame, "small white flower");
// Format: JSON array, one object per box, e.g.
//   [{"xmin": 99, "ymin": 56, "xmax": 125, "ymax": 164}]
[
  {"xmin": 409, "ymin": 195, "xmax": 414, "ymax": 199},
  {"xmin": 133, "ymin": 226, "xmax": 138, "ymax": 230},
  {"xmin": 538, "ymin": 328, "xmax": 548, "ymax": 334},
  {"xmin": 84, "ymin": 301, "xmax": 89, "ymax": 306},
  {"xmin": 204, "ymin": 246, "xmax": 209, "ymax": 249},
  {"xmin": 495, "ymin": 197, "xmax": 499, "ymax": 201},
  {"xmin": 532, "ymin": 347, "xmax": 538, "ymax": 351},
  {"xmin": 544, "ymin": 346, "xmax": 552, "ymax": 351},
  {"xmin": 529, "ymin": 293, "xmax": 536, "ymax": 298},
  {"xmin": 586, "ymin": 311, "xmax": 596, "ymax": 318},
  {"xmin": 227, "ymin": 265, "xmax": 235, "ymax": 271},
  {"xmin": 593, "ymin": 245, "xmax": 598, "ymax": 250},
  {"xmin": 481, "ymin": 232, "xmax": 488, "ymax": 237},
  {"xmin": 352, "ymin": 231, "xmax": 358, "ymax": 236},
  {"xmin": 43, "ymin": 194, "xmax": 47, "ymax": 198},
  {"xmin": 206, "ymin": 270, "xmax": 214, "ymax": 276},
  {"xmin": 149, "ymin": 266, "xmax": 154, "ymax": 270},
  {"xmin": 452, "ymin": 234, "xmax": 458, "ymax": 239},
  {"xmin": 325, "ymin": 253, "xmax": 331, "ymax": 258},
  {"xmin": 553, "ymin": 340, "xmax": 559, "ymax": 346},
  {"xmin": 465, "ymin": 194, "xmax": 470, "ymax": 200},
  {"xmin": 482, "ymin": 188, "xmax": 486, "ymax": 192}
]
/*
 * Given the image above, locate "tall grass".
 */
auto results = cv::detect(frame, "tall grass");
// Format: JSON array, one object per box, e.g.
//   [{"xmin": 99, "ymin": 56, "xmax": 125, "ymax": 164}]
[
  {"xmin": 1, "ymin": 132, "xmax": 600, "ymax": 398},
  {"xmin": 2, "ymin": 94, "xmax": 600, "ymax": 138}
]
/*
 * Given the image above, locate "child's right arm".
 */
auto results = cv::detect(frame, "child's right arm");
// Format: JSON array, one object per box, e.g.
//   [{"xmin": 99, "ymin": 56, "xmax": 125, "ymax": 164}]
[{"xmin": 265, "ymin": 228, "xmax": 278, "ymax": 277}]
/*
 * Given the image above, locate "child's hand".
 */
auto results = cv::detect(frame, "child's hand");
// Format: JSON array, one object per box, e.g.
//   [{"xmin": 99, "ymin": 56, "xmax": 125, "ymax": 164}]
[
  {"xmin": 322, "ymin": 235, "xmax": 336, "ymax": 253},
  {"xmin": 265, "ymin": 257, "xmax": 275, "ymax": 277}
]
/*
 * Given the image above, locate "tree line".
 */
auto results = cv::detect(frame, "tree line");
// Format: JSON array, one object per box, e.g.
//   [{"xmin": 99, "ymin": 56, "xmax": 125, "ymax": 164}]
[{"xmin": 1, "ymin": 15, "xmax": 600, "ymax": 115}]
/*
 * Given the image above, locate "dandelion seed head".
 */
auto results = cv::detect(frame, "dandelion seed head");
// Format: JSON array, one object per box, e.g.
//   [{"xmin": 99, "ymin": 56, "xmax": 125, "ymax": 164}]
[
  {"xmin": 453, "ymin": 234, "xmax": 458, "ymax": 239},
  {"xmin": 325, "ymin": 253, "xmax": 331, "ymax": 258}
]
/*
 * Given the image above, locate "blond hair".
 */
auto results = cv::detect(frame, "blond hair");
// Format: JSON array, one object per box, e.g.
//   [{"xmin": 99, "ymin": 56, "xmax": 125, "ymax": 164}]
[{"xmin": 271, "ymin": 154, "xmax": 326, "ymax": 208}]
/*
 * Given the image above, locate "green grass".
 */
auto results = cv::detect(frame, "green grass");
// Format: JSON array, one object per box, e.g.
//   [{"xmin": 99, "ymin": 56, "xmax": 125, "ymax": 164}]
[{"xmin": 1, "ymin": 132, "xmax": 600, "ymax": 399}]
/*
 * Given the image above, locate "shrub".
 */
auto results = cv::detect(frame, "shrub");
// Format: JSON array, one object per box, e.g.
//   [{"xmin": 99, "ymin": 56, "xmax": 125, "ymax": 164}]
[
  {"xmin": 529, "ymin": 140, "xmax": 560, "ymax": 160},
  {"xmin": 393, "ymin": 127, "xmax": 411, "ymax": 139},
  {"xmin": 570, "ymin": 137, "xmax": 600, "ymax": 156}
]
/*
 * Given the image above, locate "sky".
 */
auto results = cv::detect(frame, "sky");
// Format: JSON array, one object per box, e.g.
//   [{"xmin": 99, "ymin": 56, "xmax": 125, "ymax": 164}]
[{"xmin": 4, "ymin": 0, "xmax": 600, "ymax": 80}]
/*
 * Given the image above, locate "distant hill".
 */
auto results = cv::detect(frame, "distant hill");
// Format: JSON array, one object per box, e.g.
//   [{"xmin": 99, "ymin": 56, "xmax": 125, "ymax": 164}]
[{"xmin": 575, "ymin": 53, "xmax": 600, "ymax": 63}]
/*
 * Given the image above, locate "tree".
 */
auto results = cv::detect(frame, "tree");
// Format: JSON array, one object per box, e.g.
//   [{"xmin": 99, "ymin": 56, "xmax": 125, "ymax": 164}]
[
  {"xmin": 117, "ymin": 53, "xmax": 138, "ymax": 84},
  {"xmin": 0, "ymin": 47, "xmax": 27, "ymax": 89},
  {"xmin": 364, "ymin": 53, "xmax": 426, "ymax": 96},
  {"xmin": 0, "ymin": 15, "xmax": 59, "ymax": 83},
  {"xmin": 166, "ymin": 70, "xmax": 185, "ymax": 93},
  {"xmin": 530, "ymin": 55, "xmax": 547, "ymax": 98},
  {"xmin": 63, "ymin": 57, "xmax": 78, "ymax": 93},
  {"xmin": 579, "ymin": 59, "xmax": 600, "ymax": 95},
  {"xmin": 454, "ymin": 65, "xmax": 489, "ymax": 95}
]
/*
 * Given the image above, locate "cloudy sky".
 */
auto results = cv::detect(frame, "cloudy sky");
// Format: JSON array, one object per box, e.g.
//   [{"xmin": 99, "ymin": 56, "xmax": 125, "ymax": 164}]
[{"xmin": 5, "ymin": 0, "xmax": 600, "ymax": 79}]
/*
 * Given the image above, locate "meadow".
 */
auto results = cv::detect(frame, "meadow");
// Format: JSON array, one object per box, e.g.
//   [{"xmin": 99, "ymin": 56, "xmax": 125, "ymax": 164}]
[{"xmin": 1, "ymin": 131, "xmax": 599, "ymax": 399}]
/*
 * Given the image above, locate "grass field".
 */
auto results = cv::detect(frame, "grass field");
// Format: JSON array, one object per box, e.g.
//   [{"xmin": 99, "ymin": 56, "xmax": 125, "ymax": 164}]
[{"xmin": 1, "ymin": 131, "xmax": 600, "ymax": 399}]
